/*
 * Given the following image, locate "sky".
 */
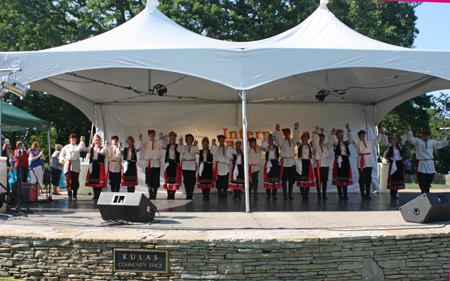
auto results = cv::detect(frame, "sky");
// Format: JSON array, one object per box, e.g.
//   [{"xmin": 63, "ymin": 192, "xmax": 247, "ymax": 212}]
[{"xmin": 413, "ymin": 2, "xmax": 450, "ymax": 95}]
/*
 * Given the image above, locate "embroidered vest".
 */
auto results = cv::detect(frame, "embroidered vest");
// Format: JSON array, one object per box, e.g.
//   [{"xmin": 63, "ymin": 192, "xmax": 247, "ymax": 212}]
[
  {"xmin": 298, "ymin": 144, "xmax": 312, "ymax": 159},
  {"xmin": 386, "ymin": 145, "xmax": 402, "ymax": 160},
  {"xmin": 89, "ymin": 147, "xmax": 105, "ymax": 164},
  {"xmin": 265, "ymin": 145, "xmax": 280, "ymax": 161},
  {"xmin": 334, "ymin": 141, "xmax": 351, "ymax": 157},
  {"xmin": 165, "ymin": 144, "xmax": 180, "ymax": 164},
  {"xmin": 232, "ymin": 151, "xmax": 243, "ymax": 166},
  {"xmin": 123, "ymin": 147, "xmax": 137, "ymax": 162},
  {"xmin": 199, "ymin": 149, "xmax": 213, "ymax": 164}
]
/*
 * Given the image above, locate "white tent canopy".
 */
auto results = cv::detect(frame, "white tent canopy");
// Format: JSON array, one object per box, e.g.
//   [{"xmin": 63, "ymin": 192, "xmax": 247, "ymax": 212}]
[{"xmin": 1, "ymin": 1, "xmax": 450, "ymax": 210}]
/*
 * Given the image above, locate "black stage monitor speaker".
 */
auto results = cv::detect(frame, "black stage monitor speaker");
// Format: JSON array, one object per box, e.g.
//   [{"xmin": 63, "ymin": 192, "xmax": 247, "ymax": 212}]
[
  {"xmin": 400, "ymin": 193, "xmax": 450, "ymax": 223},
  {"xmin": 97, "ymin": 192, "xmax": 157, "ymax": 222}
]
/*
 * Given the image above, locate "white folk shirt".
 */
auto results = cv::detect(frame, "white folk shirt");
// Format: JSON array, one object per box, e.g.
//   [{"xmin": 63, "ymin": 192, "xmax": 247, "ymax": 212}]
[
  {"xmin": 211, "ymin": 144, "xmax": 233, "ymax": 176},
  {"xmin": 177, "ymin": 144, "xmax": 199, "ymax": 171},
  {"xmin": 141, "ymin": 139, "xmax": 163, "ymax": 168},
  {"xmin": 248, "ymin": 146, "xmax": 263, "ymax": 173},
  {"xmin": 349, "ymin": 131, "xmax": 387, "ymax": 169},
  {"xmin": 407, "ymin": 131, "xmax": 450, "ymax": 174},
  {"xmin": 59, "ymin": 142, "xmax": 87, "ymax": 174},
  {"xmin": 101, "ymin": 145, "xmax": 123, "ymax": 173},
  {"xmin": 312, "ymin": 133, "xmax": 336, "ymax": 168},
  {"xmin": 273, "ymin": 128, "xmax": 300, "ymax": 167},
  {"xmin": 233, "ymin": 150, "xmax": 243, "ymax": 165}
]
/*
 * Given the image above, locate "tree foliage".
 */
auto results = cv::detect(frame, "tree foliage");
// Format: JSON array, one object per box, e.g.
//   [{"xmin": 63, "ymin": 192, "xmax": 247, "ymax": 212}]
[{"xmin": 4, "ymin": 0, "xmax": 442, "ymax": 170}]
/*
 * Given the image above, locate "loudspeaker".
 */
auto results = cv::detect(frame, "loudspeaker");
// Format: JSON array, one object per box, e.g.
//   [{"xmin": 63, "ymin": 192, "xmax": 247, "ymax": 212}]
[
  {"xmin": 400, "ymin": 193, "xmax": 450, "ymax": 223},
  {"xmin": 97, "ymin": 192, "xmax": 157, "ymax": 222}
]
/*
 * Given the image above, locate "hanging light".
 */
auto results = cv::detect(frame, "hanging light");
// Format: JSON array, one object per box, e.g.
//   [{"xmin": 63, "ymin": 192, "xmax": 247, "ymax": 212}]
[
  {"xmin": 152, "ymin": 84, "xmax": 167, "ymax": 96},
  {"xmin": 0, "ymin": 76, "xmax": 29, "ymax": 99},
  {"xmin": 315, "ymin": 89, "xmax": 329, "ymax": 102}
]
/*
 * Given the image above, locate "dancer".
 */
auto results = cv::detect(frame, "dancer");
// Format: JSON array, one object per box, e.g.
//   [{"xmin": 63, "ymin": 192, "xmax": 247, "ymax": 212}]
[
  {"xmin": 273, "ymin": 123, "xmax": 300, "ymax": 200},
  {"xmin": 162, "ymin": 131, "xmax": 181, "ymax": 199},
  {"xmin": 406, "ymin": 124, "xmax": 450, "ymax": 193},
  {"xmin": 248, "ymin": 137, "xmax": 263, "ymax": 200},
  {"xmin": 332, "ymin": 128, "xmax": 353, "ymax": 199},
  {"xmin": 121, "ymin": 136, "xmax": 140, "ymax": 192},
  {"xmin": 211, "ymin": 135, "xmax": 233, "ymax": 200},
  {"xmin": 261, "ymin": 133, "xmax": 281, "ymax": 200},
  {"xmin": 230, "ymin": 141, "xmax": 244, "ymax": 200},
  {"xmin": 139, "ymin": 130, "xmax": 163, "ymax": 199},
  {"xmin": 197, "ymin": 137, "xmax": 214, "ymax": 200},
  {"xmin": 102, "ymin": 136, "xmax": 123, "ymax": 192},
  {"xmin": 178, "ymin": 134, "xmax": 199, "ymax": 199},
  {"xmin": 85, "ymin": 134, "xmax": 107, "ymax": 200},
  {"xmin": 348, "ymin": 124, "xmax": 387, "ymax": 199},
  {"xmin": 295, "ymin": 132, "xmax": 315, "ymax": 200},
  {"xmin": 312, "ymin": 126, "xmax": 336, "ymax": 200},
  {"xmin": 59, "ymin": 134, "xmax": 87, "ymax": 201},
  {"xmin": 384, "ymin": 134, "xmax": 407, "ymax": 199}
]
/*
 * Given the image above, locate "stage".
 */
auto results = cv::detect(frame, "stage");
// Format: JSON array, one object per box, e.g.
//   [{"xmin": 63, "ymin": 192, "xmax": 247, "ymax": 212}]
[{"xmin": 2, "ymin": 189, "xmax": 450, "ymax": 230}]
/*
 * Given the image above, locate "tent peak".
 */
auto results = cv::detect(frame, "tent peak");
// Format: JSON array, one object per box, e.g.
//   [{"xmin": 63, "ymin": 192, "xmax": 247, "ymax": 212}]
[
  {"xmin": 146, "ymin": 0, "xmax": 159, "ymax": 10},
  {"xmin": 320, "ymin": 0, "xmax": 329, "ymax": 9}
]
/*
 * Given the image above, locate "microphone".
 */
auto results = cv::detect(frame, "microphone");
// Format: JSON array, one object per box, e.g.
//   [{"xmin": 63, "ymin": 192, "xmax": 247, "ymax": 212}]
[{"xmin": 436, "ymin": 127, "xmax": 450, "ymax": 131}]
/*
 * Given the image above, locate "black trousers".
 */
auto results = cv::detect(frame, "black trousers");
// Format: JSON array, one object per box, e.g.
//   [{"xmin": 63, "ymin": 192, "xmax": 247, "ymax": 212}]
[
  {"xmin": 358, "ymin": 167, "xmax": 373, "ymax": 197},
  {"xmin": 266, "ymin": 188, "xmax": 278, "ymax": 198},
  {"xmin": 282, "ymin": 166, "xmax": 295, "ymax": 196},
  {"xmin": 183, "ymin": 170, "xmax": 196, "ymax": 199},
  {"xmin": 109, "ymin": 171, "xmax": 121, "ymax": 192},
  {"xmin": 67, "ymin": 171, "xmax": 80, "ymax": 198},
  {"xmin": 216, "ymin": 174, "xmax": 229, "ymax": 199},
  {"xmin": 315, "ymin": 167, "xmax": 329, "ymax": 197},
  {"xmin": 418, "ymin": 172, "xmax": 434, "ymax": 193},
  {"xmin": 146, "ymin": 167, "xmax": 160, "ymax": 199},
  {"xmin": 250, "ymin": 171, "xmax": 259, "ymax": 197}
]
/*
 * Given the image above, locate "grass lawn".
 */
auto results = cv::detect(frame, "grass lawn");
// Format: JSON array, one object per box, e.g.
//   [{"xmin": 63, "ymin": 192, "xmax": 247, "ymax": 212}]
[{"xmin": 405, "ymin": 183, "xmax": 450, "ymax": 189}]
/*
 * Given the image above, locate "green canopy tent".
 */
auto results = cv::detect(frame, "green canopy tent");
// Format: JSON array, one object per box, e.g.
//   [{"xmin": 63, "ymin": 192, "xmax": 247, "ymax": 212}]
[
  {"xmin": 1, "ymin": 101, "xmax": 49, "ymax": 132},
  {"xmin": 1, "ymin": 101, "xmax": 51, "ymax": 167}
]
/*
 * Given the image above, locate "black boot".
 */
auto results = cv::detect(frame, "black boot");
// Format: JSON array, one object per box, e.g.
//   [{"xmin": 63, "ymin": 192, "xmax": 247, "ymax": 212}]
[
  {"xmin": 205, "ymin": 188, "xmax": 210, "ymax": 200},
  {"xmin": 238, "ymin": 190, "xmax": 242, "ymax": 200},
  {"xmin": 266, "ymin": 189, "xmax": 271, "ymax": 200},
  {"xmin": 337, "ymin": 186, "xmax": 343, "ymax": 199},
  {"xmin": 365, "ymin": 186, "xmax": 371, "ymax": 199},
  {"xmin": 273, "ymin": 189, "xmax": 278, "ymax": 200},
  {"xmin": 304, "ymin": 188, "xmax": 310, "ymax": 200},
  {"xmin": 300, "ymin": 187, "xmax": 305, "ymax": 199},
  {"xmin": 68, "ymin": 190, "xmax": 73, "ymax": 201},
  {"xmin": 359, "ymin": 182, "xmax": 366, "ymax": 198},
  {"xmin": 127, "ymin": 186, "xmax": 135, "ymax": 193},
  {"xmin": 152, "ymin": 187, "xmax": 158, "ymax": 199},
  {"xmin": 343, "ymin": 186, "xmax": 348, "ymax": 200},
  {"xmin": 202, "ymin": 189, "xmax": 206, "ymax": 200},
  {"xmin": 289, "ymin": 184, "xmax": 294, "ymax": 200},
  {"xmin": 233, "ymin": 190, "xmax": 238, "ymax": 200},
  {"xmin": 282, "ymin": 183, "xmax": 287, "ymax": 200},
  {"xmin": 322, "ymin": 182, "xmax": 328, "ymax": 200},
  {"xmin": 316, "ymin": 183, "xmax": 321, "ymax": 200},
  {"xmin": 390, "ymin": 189, "xmax": 399, "ymax": 199}
]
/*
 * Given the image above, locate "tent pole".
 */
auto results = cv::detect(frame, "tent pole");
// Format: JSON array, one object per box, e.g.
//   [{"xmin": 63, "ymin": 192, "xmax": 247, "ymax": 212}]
[
  {"xmin": 241, "ymin": 90, "xmax": 250, "ymax": 213},
  {"xmin": 48, "ymin": 130, "xmax": 51, "ymax": 166}
]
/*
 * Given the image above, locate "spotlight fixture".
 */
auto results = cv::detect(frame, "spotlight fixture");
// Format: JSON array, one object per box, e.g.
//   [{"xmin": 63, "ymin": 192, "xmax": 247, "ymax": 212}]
[
  {"xmin": 0, "ymin": 76, "xmax": 29, "ymax": 99},
  {"xmin": 152, "ymin": 84, "xmax": 167, "ymax": 97},
  {"xmin": 315, "ymin": 89, "xmax": 329, "ymax": 102}
]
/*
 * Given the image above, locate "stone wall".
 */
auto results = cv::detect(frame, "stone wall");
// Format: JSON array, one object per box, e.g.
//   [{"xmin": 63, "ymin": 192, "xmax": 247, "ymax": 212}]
[{"xmin": 0, "ymin": 233, "xmax": 449, "ymax": 280}]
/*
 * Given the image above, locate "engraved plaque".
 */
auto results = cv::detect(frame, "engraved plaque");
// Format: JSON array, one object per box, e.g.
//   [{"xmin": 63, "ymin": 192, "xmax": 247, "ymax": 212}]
[{"xmin": 113, "ymin": 249, "xmax": 168, "ymax": 273}]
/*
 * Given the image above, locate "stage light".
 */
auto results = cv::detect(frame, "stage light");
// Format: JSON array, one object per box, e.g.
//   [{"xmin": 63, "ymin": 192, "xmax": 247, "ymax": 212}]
[
  {"xmin": 315, "ymin": 89, "xmax": 329, "ymax": 102},
  {"xmin": 0, "ymin": 76, "xmax": 29, "ymax": 99},
  {"xmin": 152, "ymin": 84, "xmax": 167, "ymax": 97}
]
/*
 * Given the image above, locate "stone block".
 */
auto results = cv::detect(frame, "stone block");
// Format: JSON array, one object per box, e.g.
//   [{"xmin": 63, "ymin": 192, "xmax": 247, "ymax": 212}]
[
  {"xmin": 217, "ymin": 263, "xmax": 244, "ymax": 274},
  {"xmin": 378, "ymin": 260, "xmax": 405, "ymax": 269},
  {"xmin": 362, "ymin": 258, "xmax": 384, "ymax": 281}
]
